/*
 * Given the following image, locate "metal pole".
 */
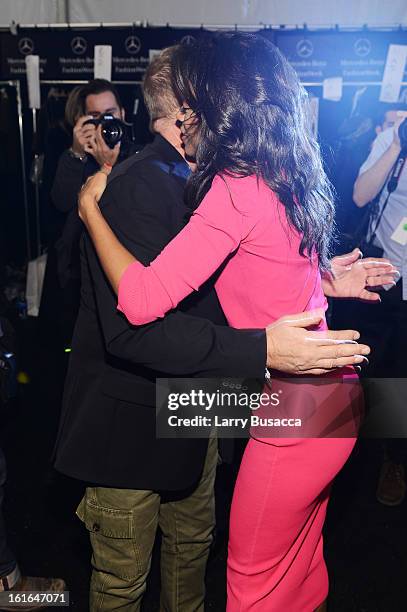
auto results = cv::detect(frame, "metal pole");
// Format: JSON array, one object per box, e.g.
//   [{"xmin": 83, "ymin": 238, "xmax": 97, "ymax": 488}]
[
  {"xmin": 64, "ymin": 0, "xmax": 70, "ymax": 24},
  {"xmin": 15, "ymin": 80, "xmax": 31, "ymax": 261},
  {"xmin": 31, "ymin": 108, "xmax": 41, "ymax": 258},
  {"xmin": 55, "ymin": 0, "xmax": 70, "ymax": 23}
]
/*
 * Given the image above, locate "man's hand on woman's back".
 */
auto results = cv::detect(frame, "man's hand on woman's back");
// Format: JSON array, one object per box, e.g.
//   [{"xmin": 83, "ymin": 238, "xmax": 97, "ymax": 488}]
[{"xmin": 265, "ymin": 309, "xmax": 369, "ymax": 375}]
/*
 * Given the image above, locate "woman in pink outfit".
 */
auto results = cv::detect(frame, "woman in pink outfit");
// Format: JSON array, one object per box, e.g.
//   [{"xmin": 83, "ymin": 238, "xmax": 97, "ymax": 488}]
[{"xmin": 77, "ymin": 33, "xmax": 366, "ymax": 611}]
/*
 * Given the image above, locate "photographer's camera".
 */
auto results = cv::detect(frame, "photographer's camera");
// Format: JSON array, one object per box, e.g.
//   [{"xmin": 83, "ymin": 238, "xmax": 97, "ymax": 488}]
[{"xmin": 83, "ymin": 114, "xmax": 126, "ymax": 149}]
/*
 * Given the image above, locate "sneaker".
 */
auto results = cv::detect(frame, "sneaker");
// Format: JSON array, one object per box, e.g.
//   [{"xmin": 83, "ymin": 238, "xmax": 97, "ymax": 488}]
[
  {"xmin": 0, "ymin": 576, "xmax": 66, "ymax": 611},
  {"xmin": 376, "ymin": 461, "xmax": 406, "ymax": 506}
]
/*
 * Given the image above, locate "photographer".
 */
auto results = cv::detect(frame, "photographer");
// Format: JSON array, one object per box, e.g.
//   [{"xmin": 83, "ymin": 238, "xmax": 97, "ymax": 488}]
[
  {"xmin": 49, "ymin": 80, "xmax": 138, "ymax": 346},
  {"xmin": 353, "ymin": 108, "xmax": 407, "ymax": 506},
  {"xmin": 52, "ymin": 79, "xmax": 132, "ymax": 216},
  {"xmin": 333, "ymin": 102, "xmax": 403, "ymax": 242},
  {"xmin": 354, "ymin": 110, "xmax": 407, "ymax": 211}
]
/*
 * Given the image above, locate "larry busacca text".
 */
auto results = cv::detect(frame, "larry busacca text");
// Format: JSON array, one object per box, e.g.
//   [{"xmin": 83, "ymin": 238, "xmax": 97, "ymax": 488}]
[{"xmin": 161, "ymin": 386, "xmax": 302, "ymax": 432}]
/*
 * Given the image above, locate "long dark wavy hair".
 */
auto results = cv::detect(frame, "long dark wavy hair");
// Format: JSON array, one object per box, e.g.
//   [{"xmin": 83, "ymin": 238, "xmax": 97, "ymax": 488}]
[{"xmin": 172, "ymin": 32, "xmax": 335, "ymax": 267}]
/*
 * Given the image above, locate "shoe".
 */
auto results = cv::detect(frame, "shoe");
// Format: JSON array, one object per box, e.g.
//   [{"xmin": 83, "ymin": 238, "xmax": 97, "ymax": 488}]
[
  {"xmin": 376, "ymin": 461, "xmax": 406, "ymax": 506},
  {"xmin": 0, "ymin": 576, "xmax": 66, "ymax": 611}
]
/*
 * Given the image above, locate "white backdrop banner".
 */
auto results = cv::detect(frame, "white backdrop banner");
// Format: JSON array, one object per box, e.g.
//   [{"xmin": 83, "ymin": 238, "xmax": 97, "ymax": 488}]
[
  {"xmin": 0, "ymin": 0, "xmax": 57, "ymax": 24},
  {"xmin": 1, "ymin": 0, "xmax": 407, "ymax": 27},
  {"xmin": 69, "ymin": 0, "xmax": 407, "ymax": 27}
]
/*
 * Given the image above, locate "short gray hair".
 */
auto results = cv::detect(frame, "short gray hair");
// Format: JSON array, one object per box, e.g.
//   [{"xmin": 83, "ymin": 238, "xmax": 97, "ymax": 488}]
[{"xmin": 142, "ymin": 46, "xmax": 180, "ymax": 124}]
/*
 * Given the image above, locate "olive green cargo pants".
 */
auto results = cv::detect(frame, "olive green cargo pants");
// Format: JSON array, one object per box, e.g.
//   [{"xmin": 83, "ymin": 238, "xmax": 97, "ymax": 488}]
[{"xmin": 77, "ymin": 437, "xmax": 218, "ymax": 611}]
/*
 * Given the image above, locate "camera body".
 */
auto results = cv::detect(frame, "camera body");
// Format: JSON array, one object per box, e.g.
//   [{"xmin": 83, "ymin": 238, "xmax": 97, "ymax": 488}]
[
  {"xmin": 83, "ymin": 113, "xmax": 126, "ymax": 149},
  {"xmin": 398, "ymin": 118, "xmax": 407, "ymax": 150}
]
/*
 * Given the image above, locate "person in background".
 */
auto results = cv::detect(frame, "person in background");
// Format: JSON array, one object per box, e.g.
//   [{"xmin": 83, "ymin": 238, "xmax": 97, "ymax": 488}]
[
  {"xmin": 52, "ymin": 79, "xmax": 129, "ymax": 214},
  {"xmin": 332, "ymin": 100, "xmax": 405, "ymax": 248},
  {"xmin": 46, "ymin": 80, "xmax": 138, "ymax": 347},
  {"xmin": 353, "ymin": 107, "xmax": 407, "ymax": 506}
]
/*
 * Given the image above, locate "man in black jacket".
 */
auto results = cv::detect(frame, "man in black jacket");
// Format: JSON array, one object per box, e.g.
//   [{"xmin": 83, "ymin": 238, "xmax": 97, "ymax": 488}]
[{"xmin": 54, "ymin": 48, "xmax": 369, "ymax": 611}]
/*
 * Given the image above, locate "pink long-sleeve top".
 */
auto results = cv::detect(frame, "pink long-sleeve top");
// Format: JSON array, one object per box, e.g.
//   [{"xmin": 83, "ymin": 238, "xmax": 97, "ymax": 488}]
[{"xmin": 117, "ymin": 174, "xmax": 328, "ymax": 330}]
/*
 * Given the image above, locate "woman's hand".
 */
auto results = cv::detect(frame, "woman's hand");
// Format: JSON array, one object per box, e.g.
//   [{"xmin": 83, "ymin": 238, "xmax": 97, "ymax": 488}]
[
  {"xmin": 78, "ymin": 164, "xmax": 111, "ymax": 224},
  {"xmin": 322, "ymin": 248, "xmax": 399, "ymax": 300}
]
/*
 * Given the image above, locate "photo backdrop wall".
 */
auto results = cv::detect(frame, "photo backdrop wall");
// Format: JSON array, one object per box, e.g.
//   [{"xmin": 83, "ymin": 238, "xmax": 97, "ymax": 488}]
[
  {"xmin": 0, "ymin": 24, "xmax": 406, "ymax": 262},
  {"xmin": 1, "ymin": 26, "xmax": 407, "ymax": 84}
]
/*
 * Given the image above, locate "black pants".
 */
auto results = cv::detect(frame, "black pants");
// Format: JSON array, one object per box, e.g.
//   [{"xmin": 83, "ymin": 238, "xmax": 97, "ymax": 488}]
[
  {"xmin": 0, "ymin": 447, "xmax": 16, "ymax": 578},
  {"xmin": 333, "ymin": 280, "xmax": 407, "ymax": 463}
]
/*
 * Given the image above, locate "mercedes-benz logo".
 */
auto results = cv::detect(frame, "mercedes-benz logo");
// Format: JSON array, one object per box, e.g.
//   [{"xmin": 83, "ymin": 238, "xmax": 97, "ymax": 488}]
[
  {"xmin": 71, "ymin": 36, "xmax": 87, "ymax": 55},
  {"xmin": 354, "ymin": 38, "xmax": 371, "ymax": 58},
  {"xmin": 18, "ymin": 37, "xmax": 34, "ymax": 56},
  {"xmin": 125, "ymin": 35, "xmax": 141, "ymax": 55},
  {"xmin": 180, "ymin": 35, "xmax": 196, "ymax": 46},
  {"xmin": 296, "ymin": 39, "xmax": 314, "ymax": 59}
]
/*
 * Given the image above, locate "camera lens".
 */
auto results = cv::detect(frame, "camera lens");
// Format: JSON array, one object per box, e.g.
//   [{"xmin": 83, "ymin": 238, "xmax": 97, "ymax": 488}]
[{"xmin": 100, "ymin": 116, "xmax": 124, "ymax": 148}]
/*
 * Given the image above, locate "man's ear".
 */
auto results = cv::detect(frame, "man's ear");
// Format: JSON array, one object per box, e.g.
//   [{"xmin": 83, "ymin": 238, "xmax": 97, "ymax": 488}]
[{"xmin": 375, "ymin": 126, "xmax": 382, "ymax": 135}]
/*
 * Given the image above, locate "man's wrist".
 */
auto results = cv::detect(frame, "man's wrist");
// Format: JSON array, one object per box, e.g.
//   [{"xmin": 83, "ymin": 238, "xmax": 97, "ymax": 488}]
[
  {"xmin": 100, "ymin": 162, "xmax": 113, "ymax": 173},
  {"xmin": 69, "ymin": 147, "xmax": 88, "ymax": 162},
  {"xmin": 98, "ymin": 160, "xmax": 113, "ymax": 170},
  {"xmin": 265, "ymin": 327, "xmax": 276, "ymax": 369}
]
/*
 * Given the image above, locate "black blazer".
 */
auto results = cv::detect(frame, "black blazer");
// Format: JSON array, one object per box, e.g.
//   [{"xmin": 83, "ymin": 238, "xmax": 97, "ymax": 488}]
[{"xmin": 54, "ymin": 135, "xmax": 266, "ymax": 490}]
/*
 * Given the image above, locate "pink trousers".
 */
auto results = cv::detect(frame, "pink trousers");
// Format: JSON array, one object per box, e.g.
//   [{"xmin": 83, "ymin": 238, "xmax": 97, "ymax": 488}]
[{"xmin": 227, "ymin": 437, "xmax": 356, "ymax": 611}]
